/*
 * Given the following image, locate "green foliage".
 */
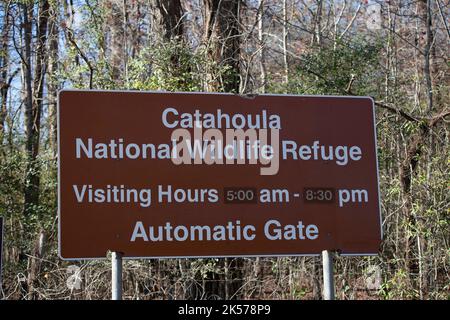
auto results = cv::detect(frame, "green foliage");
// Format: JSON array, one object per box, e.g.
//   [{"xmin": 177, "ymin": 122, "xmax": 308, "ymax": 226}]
[
  {"xmin": 379, "ymin": 269, "xmax": 418, "ymax": 299},
  {"xmin": 127, "ymin": 40, "xmax": 206, "ymax": 92},
  {"xmin": 191, "ymin": 258, "xmax": 222, "ymax": 279},
  {"xmin": 0, "ymin": 150, "xmax": 25, "ymax": 219},
  {"xmin": 272, "ymin": 39, "xmax": 382, "ymax": 96}
]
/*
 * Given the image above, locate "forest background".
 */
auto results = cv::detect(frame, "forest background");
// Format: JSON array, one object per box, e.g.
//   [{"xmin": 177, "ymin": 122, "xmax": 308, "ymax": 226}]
[{"xmin": 0, "ymin": 0, "xmax": 448, "ymax": 300}]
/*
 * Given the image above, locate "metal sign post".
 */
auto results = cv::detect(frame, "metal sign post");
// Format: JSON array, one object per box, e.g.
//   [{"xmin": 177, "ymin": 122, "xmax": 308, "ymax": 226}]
[
  {"xmin": 322, "ymin": 250, "xmax": 335, "ymax": 300},
  {"xmin": 111, "ymin": 252, "xmax": 123, "ymax": 300}
]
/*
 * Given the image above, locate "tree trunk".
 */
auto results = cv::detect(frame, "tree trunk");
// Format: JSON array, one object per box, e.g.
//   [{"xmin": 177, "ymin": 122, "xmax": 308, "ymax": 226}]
[
  {"xmin": 155, "ymin": 0, "xmax": 186, "ymax": 87},
  {"xmin": 104, "ymin": 0, "xmax": 125, "ymax": 82},
  {"xmin": 314, "ymin": 0, "xmax": 323, "ymax": 46},
  {"xmin": 23, "ymin": 0, "xmax": 49, "ymax": 217},
  {"xmin": 22, "ymin": 3, "xmax": 35, "ymax": 216},
  {"xmin": 257, "ymin": 1, "xmax": 267, "ymax": 92},
  {"xmin": 419, "ymin": 0, "xmax": 434, "ymax": 114},
  {"xmin": 0, "ymin": 1, "xmax": 11, "ymax": 143},
  {"xmin": 203, "ymin": 0, "xmax": 242, "ymax": 92},
  {"xmin": 19, "ymin": 1, "xmax": 50, "ymax": 299},
  {"xmin": 155, "ymin": 0, "xmax": 184, "ymax": 41},
  {"xmin": 47, "ymin": 2, "xmax": 59, "ymax": 158},
  {"xmin": 282, "ymin": 0, "xmax": 289, "ymax": 88}
]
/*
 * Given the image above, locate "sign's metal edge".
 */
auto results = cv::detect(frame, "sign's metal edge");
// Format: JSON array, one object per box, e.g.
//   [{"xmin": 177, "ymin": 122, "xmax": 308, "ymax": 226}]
[
  {"xmin": 370, "ymin": 97, "xmax": 383, "ymax": 242},
  {"xmin": 57, "ymin": 90, "xmax": 63, "ymax": 260},
  {"xmin": 57, "ymin": 88, "xmax": 374, "ymax": 100}
]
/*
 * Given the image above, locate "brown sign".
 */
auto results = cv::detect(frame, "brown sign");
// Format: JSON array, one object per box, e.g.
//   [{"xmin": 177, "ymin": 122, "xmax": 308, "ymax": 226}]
[{"xmin": 58, "ymin": 90, "xmax": 381, "ymax": 259}]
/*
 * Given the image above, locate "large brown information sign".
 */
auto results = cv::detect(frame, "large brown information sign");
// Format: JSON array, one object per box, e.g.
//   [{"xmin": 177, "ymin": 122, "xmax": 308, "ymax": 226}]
[{"xmin": 58, "ymin": 90, "xmax": 381, "ymax": 260}]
